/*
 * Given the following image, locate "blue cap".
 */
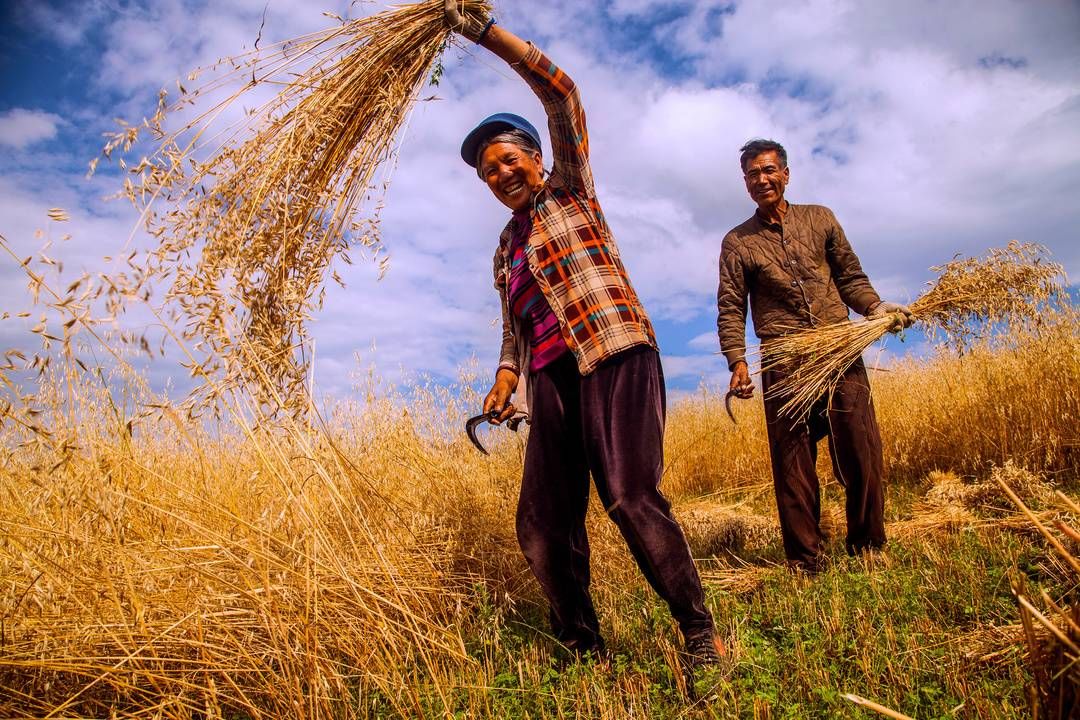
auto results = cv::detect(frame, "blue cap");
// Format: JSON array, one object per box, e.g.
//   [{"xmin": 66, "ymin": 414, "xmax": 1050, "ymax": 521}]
[{"xmin": 460, "ymin": 112, "xmax": 542, "ymax": 168}]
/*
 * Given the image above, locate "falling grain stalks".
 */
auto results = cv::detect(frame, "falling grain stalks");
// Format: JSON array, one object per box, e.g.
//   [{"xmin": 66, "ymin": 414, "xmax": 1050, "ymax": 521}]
[
  {"xmin": 91, "ymin": 0, "xmax": 492, "ymax": 417},
  {"xmin": 756, "ymin": 241, "xmax": 1065, "ymax": 422},
  {"xmin": 1017, "ymin": 595, "xmax": 1080, "ymax": 657},
  {"xmin": 842, "ymin": 693, "xmax": 914, "ymax": 720}
]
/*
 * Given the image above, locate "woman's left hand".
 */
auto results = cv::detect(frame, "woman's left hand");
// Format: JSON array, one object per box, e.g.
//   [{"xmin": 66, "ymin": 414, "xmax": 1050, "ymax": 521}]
[
  {"xmin": 483, "ymin": 368, "xmax": 519, "ymax": 424},
  {"xmin": 444, "ymin": 0, "xmax": 488, "ymax": 42}
]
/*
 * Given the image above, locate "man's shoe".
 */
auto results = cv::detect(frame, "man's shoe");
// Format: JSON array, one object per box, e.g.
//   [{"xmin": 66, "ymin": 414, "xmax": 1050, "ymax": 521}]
[
  {"xmin": 557, "ymin": 636, "xmax": 607, "ymax": 668},
  {"xmin": 786, "ymin": 555, "xmax": 825, "ymax": 576},
  {"xmin": 682, "ymin": 629, "xmax": 726, "ymax": 670}
]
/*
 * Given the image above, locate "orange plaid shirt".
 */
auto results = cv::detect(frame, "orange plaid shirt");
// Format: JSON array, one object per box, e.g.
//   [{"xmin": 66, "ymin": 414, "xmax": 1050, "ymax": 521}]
[{"xmin": 493, "ymin": 44, "xmax": 657, "ymax": 378}]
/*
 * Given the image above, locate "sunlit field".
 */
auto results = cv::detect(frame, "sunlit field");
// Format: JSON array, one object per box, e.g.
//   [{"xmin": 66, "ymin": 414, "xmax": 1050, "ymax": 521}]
[{"xmin": 1, "ymin": 307, "xmax": 1077, "ymax": 718}]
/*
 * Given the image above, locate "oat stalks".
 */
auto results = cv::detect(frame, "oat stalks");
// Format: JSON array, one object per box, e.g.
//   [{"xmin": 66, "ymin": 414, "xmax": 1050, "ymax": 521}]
[
  {"xmin": 1000, "ymin": 486, "xmax": 1080, "ymax": 719},
  {"xmin": 758, "ymin": 241, "xmax": 1065, "ymax": 421},
  {"xmin": 94, "ymin": 0, "xmax": 490, "ymax": 416}
]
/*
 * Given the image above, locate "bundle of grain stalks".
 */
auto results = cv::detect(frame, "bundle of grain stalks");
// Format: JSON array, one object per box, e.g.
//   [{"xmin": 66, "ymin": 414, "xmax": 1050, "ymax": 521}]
[
  {"xmin": 94, "ymin": 0, "xmax": 490, "ymax": 415},
  {"xmin": 758, "ymin": 241, "xmax": 1065, "ymax": 421},
  {"xmin": 676, "ymin": 502, "xmax": 779, "ymax": 558},
  {"xmin": 892, "ymin": 464, "xmax": 1058, "ymax": 541}
]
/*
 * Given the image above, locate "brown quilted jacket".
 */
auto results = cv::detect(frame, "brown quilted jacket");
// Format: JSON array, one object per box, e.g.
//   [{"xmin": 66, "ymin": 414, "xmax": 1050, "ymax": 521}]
[{"xmin": 717, "ymin": 203, "xmax": 881, "ymax": 369}]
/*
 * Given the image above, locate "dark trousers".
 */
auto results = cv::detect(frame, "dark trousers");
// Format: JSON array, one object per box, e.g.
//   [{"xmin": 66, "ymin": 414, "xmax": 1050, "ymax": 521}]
[
  {"xmin": 761, "ymin": 358, "xmax": 886, "ymax": 570},
  {"xmin": 518, "ymin": 347, "xmax": 713, "ymax": 650}
]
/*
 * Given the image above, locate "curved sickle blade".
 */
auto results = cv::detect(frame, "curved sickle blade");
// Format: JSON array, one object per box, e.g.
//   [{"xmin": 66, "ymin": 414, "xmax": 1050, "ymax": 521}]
[
  {"xmin": 465, "ymin": 411, "xmax": 497, "ymax": 455},
  {"xmin": 724, "ymin": 390, "xmax": 738, "ymax": 425}
]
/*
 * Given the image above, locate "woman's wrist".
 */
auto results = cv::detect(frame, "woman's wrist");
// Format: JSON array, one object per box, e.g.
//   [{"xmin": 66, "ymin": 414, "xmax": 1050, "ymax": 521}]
[
  {"xmin": 475, "ymin": 17, "xmax": 496, "ymax": 45},
  {"xmin": 495, "ymin": 367, "xmax": 519, "ymax": 385}
]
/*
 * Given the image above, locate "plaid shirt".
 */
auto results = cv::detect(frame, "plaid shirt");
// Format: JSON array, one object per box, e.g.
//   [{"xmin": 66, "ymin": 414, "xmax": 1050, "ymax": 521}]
[{"xmin": 492, "ymin": 44, "xmax": 656, "ymax": 378}]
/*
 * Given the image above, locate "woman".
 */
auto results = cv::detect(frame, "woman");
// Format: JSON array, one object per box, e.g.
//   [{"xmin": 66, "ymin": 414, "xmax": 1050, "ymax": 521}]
[{"xmin": 445, "ymin": 1, "xmax": 723, "ymax": 668}]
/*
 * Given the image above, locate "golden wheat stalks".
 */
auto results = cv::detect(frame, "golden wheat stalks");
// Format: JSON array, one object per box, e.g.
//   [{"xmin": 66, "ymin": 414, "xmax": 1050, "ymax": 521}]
[
  {"xmin": 758, "ymin": 241, "xmax": 1065, "ymax": 421},
  {"xmin": 93, "ymin": 0, "xmax": 490, "ymax": 416},
  {"xmin": 999, "ymin": 487, "xmax": 1080, "ymax": 718}
]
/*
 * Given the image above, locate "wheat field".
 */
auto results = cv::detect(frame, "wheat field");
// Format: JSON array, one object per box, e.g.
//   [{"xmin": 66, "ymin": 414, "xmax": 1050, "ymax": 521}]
[{"xmin": 1, "ymin": 306, "xmax": 1077, "ymax": 718}]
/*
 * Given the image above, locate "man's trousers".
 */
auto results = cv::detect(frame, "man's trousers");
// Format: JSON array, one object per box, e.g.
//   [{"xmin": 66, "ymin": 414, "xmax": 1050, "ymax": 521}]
[{"xmin": 761, "ymin": 358, "xmax": 886, "ymax": 570}]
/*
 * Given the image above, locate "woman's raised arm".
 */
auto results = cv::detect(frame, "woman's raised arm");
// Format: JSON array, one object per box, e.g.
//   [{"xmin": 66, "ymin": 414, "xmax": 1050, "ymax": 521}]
[{"xmin": 445, "ymin": 2, "xmax": 593, "ymax": 193}]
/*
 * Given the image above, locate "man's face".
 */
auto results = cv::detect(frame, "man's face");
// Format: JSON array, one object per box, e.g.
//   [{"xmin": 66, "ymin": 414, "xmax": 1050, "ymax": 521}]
[{"xmin": 743, "ymin": 150, "xmax": 789, "ymax": 211}]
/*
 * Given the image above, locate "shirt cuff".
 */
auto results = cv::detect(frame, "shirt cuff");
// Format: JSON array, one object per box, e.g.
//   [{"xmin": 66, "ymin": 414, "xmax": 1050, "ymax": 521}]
[
  {"xmin": 723, "ymin": 350, "xmax": 746, "ymax": 371},
  {"xmin": 496, "ymin": 361, "xmax": 520, "ymax": 376},
  {"xmin": 858, "ymin": 292, "xmax": 883, "ymax": 316}
]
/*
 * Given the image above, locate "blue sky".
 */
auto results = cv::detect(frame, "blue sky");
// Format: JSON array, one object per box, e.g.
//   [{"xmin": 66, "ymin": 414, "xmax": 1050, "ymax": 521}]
[{"xmin": 1, "ymin": 0, "xmax": 1078, "ymax": 404}]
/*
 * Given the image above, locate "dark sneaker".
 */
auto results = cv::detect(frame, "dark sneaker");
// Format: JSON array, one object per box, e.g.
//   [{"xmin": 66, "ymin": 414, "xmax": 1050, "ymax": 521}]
[{"xmin": 683, "ymin": 630, "xmax": 725, "ymax": 670}]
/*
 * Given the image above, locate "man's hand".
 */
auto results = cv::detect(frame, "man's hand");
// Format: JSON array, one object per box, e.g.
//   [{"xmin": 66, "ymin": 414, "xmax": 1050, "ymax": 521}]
[
  {"xmin": 867, "ymin": 301, "xmax": 915, "ymax": 333},
  {"xmin": 729, "ymin": 361, "xmax": 754, "ymax": 399},
  {"xmin": 444, "ymin": 0, "xmax": 488, "ymax": 42},
  {"xmin": 482, "ymin": 368, "xmax": 519, "ymax": 424}
]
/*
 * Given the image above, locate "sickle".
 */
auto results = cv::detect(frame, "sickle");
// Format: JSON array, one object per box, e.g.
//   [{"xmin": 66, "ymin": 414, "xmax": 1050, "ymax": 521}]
[
  {"xmin": 465, "ymin": 410, "xmax": 499, "ymax": 455},
  {"xmin": 724, "ymin": 390, "xmax": 738, "ymax": 424},
  {"xmin": 465, "ymin": 411, "xmax": 530, "ymax": 455}
]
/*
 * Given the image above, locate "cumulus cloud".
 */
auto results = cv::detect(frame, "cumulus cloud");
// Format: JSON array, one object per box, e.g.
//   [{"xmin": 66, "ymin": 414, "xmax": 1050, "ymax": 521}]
[
  {"xmin": 0, "ymin": 108, "xmax": 63, "ymax": 149},
  {"xmin": 2, "ymin": 0, "xmax": 1078, "ymax": 398}
]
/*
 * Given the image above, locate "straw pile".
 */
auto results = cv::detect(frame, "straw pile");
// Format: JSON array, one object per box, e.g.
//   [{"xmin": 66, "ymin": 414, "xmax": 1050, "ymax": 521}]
[
  {"xmin": 93, "ymin": 0, "xmax": 490, "ymax": 415},
  {"xmin": 759, "ymin": 241, "xmax": 1065, "ymax": 421},
  {"xmin": 891, "ymin": 465, "xmax": 1058, "ymax": 540},
  {"xmin": 677, "ymin": 503, "xmax": 779, "ymax": 558}
]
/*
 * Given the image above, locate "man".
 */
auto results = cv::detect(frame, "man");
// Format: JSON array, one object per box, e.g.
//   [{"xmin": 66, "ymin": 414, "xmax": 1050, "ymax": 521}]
[{"xmin": 717, "ymin": 138, "xmax": 912, "ymax": 573}]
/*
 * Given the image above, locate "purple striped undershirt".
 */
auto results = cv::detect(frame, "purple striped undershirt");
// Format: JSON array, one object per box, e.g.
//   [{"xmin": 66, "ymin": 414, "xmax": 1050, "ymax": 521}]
[{"xmin": 507, "ymin": 209, "xmax": 569, "ymax": 372}]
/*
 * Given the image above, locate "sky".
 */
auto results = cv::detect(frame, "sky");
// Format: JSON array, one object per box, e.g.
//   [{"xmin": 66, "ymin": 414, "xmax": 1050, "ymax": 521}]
[{"xmin": 1, "ymin": 0, "xmax": 1078, "ymax": 404}]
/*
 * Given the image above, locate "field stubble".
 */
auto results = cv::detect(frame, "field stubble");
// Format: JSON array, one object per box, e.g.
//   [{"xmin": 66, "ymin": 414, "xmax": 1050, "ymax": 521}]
[{"xmin": 1, "ymin": 311, "xmax": 1078, "ymax": 718}]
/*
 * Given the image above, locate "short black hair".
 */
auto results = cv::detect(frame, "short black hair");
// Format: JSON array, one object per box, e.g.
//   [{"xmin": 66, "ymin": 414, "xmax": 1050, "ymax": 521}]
[{"xmin": 739, "ymin": 139, "xmax": 787, "ymax": 173}]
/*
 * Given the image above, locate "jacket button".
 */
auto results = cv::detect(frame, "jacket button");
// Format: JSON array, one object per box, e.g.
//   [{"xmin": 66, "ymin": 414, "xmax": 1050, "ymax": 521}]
[{"xmin": 791, "ymin": 280, "xmax": 798, "ymax": 287}]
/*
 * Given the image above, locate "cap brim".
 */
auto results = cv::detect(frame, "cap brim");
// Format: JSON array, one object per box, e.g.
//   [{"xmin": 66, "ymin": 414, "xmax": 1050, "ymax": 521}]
[{"xmin": 460, "ymin": 120, "xmax": 517, "ymax": 168}]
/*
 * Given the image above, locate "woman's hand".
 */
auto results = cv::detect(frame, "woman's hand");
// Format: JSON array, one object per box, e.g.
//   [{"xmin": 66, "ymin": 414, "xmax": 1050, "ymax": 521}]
[
  {"xmin": 483, "ymin": 368, "xmax": 519, "ymax": 424},
  {"xmin": 444, "ymin": 0, "xmax": 488, "ymax": 42}
]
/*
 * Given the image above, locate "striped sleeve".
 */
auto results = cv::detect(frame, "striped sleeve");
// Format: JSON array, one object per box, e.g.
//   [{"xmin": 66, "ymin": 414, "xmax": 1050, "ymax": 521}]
[
  {"xmin": 512, "ymin": 43, "xmax": 594, "ymax": 196},
  {"xmin": 492, "ymin": 245, "xmax": 520, "ymax": 375}
]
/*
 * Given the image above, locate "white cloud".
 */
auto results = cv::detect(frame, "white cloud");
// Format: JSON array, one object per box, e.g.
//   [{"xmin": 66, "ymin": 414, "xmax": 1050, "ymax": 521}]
[
  {"xmin": 0, "ymin": 109, "xmax": 64, "ymax": 149},
  {"xmin": 687, "ymin": 332, "xmax": 718, "ymax": 351},
  {"xmin": 3, "ymin": 0, "xmax": 1078, "ymax": 400},
  {"xmin": 661, "ymin": 352, "xmax": 725, "ymax": 383}
]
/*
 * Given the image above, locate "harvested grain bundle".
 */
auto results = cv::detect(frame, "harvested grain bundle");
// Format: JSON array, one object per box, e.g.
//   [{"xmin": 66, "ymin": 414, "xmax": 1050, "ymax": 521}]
[
  {"xmin": 758, "ymin": 241, "xmax": 1065, "ymax": 421},
  {"xmin": 95, "ymin": 0, "xmax": 490, "ymax": 415},
  {"xmin": 676, "ymin": 503, "xmax": 779, "ymax": 558}
]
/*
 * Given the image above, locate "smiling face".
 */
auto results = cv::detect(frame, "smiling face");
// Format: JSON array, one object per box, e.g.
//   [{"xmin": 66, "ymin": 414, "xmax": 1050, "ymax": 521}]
[
  {"xmin": 743, "ymin": 150, "xmax": 790, "ymax": 212},
  {"xmin": 479, "ymin": 142, "xmax": 545, "ymax": 211}
]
